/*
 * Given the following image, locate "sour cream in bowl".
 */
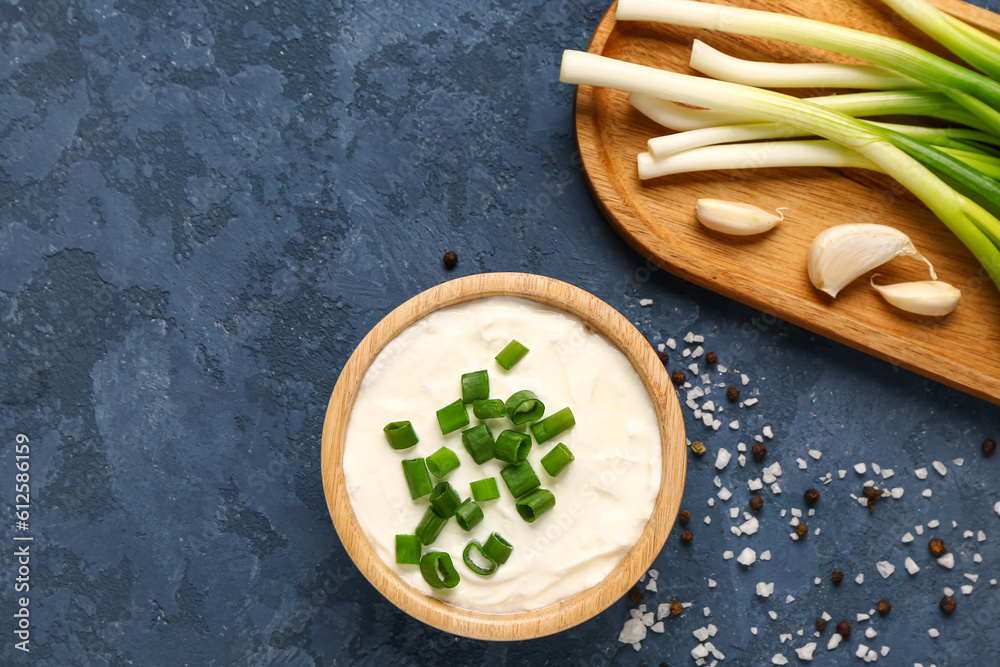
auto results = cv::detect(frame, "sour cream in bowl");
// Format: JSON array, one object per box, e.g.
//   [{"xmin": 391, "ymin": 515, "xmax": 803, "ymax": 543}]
[{"xmin": 321, "ymin": 273, "xmax": 686, "ymax": 640}]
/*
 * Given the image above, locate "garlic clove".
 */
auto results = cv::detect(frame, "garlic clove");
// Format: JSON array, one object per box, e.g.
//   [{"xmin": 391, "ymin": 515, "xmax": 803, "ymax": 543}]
[
  {"xmin": 696, "ymin": 199, "xmax": 782, "ymax": 236},
  {"xmin": 807, "ymin": 223, "xmax": 936, "ymax": 298},
  {"xmin": 870, "ymin": 275, "xmax": 961, "ymax": 316}
]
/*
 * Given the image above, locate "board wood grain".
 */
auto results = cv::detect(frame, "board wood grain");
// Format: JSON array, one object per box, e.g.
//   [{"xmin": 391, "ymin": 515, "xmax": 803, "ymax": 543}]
[
  {"xmin": 574, "ymin": 0, "xmax": 1000, "ymax": 405},
  {"xmin": 321, "ymin": 273, "xmax": 687, "ymax": 640}
]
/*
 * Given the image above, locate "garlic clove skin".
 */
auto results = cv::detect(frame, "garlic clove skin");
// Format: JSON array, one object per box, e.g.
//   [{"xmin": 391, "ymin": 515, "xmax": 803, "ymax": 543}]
[
  {"xmin": 696, "ymin": 199, "xmax": 782, "ymax": 236},
  {"xmin": 807, "ymin": 223, "xmax": 936, "ymax": 298},
  {"xmin": 870, "ymin": 276, "xmax": 961, "ymax": 316}
]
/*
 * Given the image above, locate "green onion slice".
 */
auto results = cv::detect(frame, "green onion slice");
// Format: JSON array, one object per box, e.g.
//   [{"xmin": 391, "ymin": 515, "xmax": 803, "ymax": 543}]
[
  {"xmin": 461, "ymin": 423, "xmax": 495, "ymax": 464},
  {"xmin": 472, "ymin": 398, "xmax": 507, "ymax": 420},
  {"xmin": 454, "ymin": 498, "xmax": 484, "ymax": 531},
  {"xmin": 415, "ymin": 507, "xmax": 448, "ymax": 546},
  {"xmin": 505, "ymin": 390, "xmax": 545, "ymax": 425},
  {"xmin": 429, "ymin": 482, "xmax": 462, "ymax": 518},
  {"xmin": 515, "ymin": 488, "xmax": 556, "ymax": 523},
  {"xmin": 530, "ymin": 407, "xmax": 576, "ymax": 444},
  {"xmin": 470, "ymin": 477, "xmax": 500, "ymax": 502},
  {"xmin": 395, "ymin": 534, "xmax": 421, "ymax": 564},
  {"xmin": 401, "ymin": 458, "xmax": 433, "ymax": 499},
  {"xmin": 461, "ymin": 370, "xmax": 490, "ymax": 404},
  {"xmin": 383, "ymin": 421, "xmax": 418, "ymax": 450},
  {"xmin": 500, "ymin": 460, "xmax": 540, "ymax": 498},
  {"xmin": 495, "ymin": 340, "xmax": 529, "ymax": 370},
  {"xmin": 483, "ymin": 532, "xmax": 513, "ymax": 565},
  {"xmin": 436, "ymin": 398, "xmax": 470, "ymax": 435},
  {"xmin": 419, "ymin": 551, "xmax": 460, "ymax": 589},
  {"xmin": 426, "ymin": 446, "xmax": 460, "ymax": 478},
  {"xmin": 462, "ymin": 541, "xmax": 497, "ymax": 576},
  {"xmin": 541, "ymin": 443, "xmax": 575, "ymax": 477},
  {"xmin": 494, "ymin": 429, "xmax": 532, "ymax": 464}
]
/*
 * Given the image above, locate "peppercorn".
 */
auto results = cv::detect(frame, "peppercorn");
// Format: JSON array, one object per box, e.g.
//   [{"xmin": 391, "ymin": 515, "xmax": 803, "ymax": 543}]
[
  {"xmin": 671, "ymin": 370, "xmax": 686, "ymax": 385},
  {"xmin": 749, "ymin": 495, "xmax": 763, "ymax": 511},
  {"xmin": 804, "ymin": 488, "xmax": 820, "ymax": 505},
  {"xmin": 861, "ymin": 485, "xmax": 884, "ymax": 513},
  {"xmin": 751, "ymin": 442, "xmax": 767, "ymax": 460},
  {"xmin": 669, "ymin": 600, "xmax": 683, "ymax": 616},
  {"xmin": 679, "ymin": 509, "xmax": 691, "ymax": 524},
  {"xmin": 983, "ymin": 438, "xmax": 997, "ymax": 456},
  {"xmin": 940, "ymin": 595, "xmax": 957, "ymax": 614},
  {"xmin": 815, "ymin": 618, "xmax": 827, "ymax": 631},
  {"xmin": 836, "ymin": 621, "xmax": 851, "ymax": 639},
  {"xmin": 627, "ymin": 585, "xmax": 643, "ymax": 604},
  {"xmin": 726, "ymin": 385, "xmax": 739, "ymax": 401},
  {"xmin": 680, "ymin": 530, "xmax": 693, "ymax": 543},
  {"xmin": 705, "ymin": 351, "xmax": 718, "ymax": 365},
  {"xmin": 831, "ymin": 569, "xmax": 844, "ymax": 584},
  {"xmin": 690, "ymin": 441, "xmax": 706, "ymax": 456},
  {"xmin": 795, "ymin": 523, "xmax": 808, "ymax": 537},
  {"xmin": 442, "ymin": 250, "xmax": 458, "ymax": 270},
  {"xmin": 929, "ymin": 538, "xmax": 947, "ymax": 556},
  {"xmin": 657, "ymin": 351, "xmax": 670, "ymax": 364},
  {"xmin": 878, "ymin": 599, "xmax": 891, "ymax": 615}
]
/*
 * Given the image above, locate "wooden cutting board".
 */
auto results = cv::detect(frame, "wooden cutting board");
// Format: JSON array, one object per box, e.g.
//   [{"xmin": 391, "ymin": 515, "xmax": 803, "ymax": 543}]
[{"xmin": 574, "ymin": 0, "xmax": 1000, "ymax": 406}]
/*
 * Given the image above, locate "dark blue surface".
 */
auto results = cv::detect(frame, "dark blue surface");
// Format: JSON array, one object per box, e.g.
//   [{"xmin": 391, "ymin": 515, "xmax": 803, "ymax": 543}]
[{"xmin": 2, "ymin": 0, "xmax": 1000, "ymax": 665}]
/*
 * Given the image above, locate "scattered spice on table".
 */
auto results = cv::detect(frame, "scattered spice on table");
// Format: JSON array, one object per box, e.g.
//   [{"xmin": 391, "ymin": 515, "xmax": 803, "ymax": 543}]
[
  {"xmin": 679, "ymin": 509, "xmax": 691, "ymax": 524},
  {"xmin": 671, "ymin": 370, "xmax": 686, "ymax": 385},
  {"xmin": 442, "ymin": 250, "xmax": 458, "ymax": 269},
  {"xmin": 680, "ymin": 530, "xmax": 693, "ymax": 543},
  {"xmin": 804, "ymin": 488, "xmax": 820, "ymax": 505},
  {"xmin": 691, "ymin": 441, "xmax": 706, "ymax": 456},
  {"xmin": 815, "ymin": 618, "xmax": 827, "ymax": 631},
  {"xmin": 657, "ymin": 351, "xmax": 670, "ymax": 364},
  {"xmin": 836, "ymin": 621, "xmax": 851, "ymax": 638},
  {"xmin": 704, "ymin": 351, "xmax": 718, "ymax": 365},
  {"xmin": 726, "ymin": 385, "xmax": 740, "ymax": 401},
  {"xmin": 983, "ymin": 438, "xmax": 997, "ymax": 456},
  {"xmin": 929, "ymin": 538, "xmax": 947, "ymax": 556},
  {"xmin": 749, "ymin": 495, "xmax": 763, "ymax": 511},
  {"xmin": 628, "ymin": 585, "xmax": 644, "ymax": 604},
  {"xmin": 669, "ymin": 601, "xmax": 683, "ymax": 616},
  {"xmin": 752, "ymin": 443, "xmax": 767, "ymax": 460},
  {"xmin": 878, "ymin": 599, "xmax": 891, "ymax": 615},
  {"xmin": 831, "ymin": 570, "xmax": 844, "ymax": 585},
  {"xmin": 940, "ymin": 595, "xmax": 957, "ymax": 614},
  {"xmin": 795, "ymin": 523, "xmax": 808, "ymax": 537}
]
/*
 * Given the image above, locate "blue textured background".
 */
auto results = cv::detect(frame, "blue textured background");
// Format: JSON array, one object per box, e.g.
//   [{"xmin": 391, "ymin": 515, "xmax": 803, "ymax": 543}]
[{"xmin": 2, "ymin": 0, "xmax": 1000, "ymax": 665}]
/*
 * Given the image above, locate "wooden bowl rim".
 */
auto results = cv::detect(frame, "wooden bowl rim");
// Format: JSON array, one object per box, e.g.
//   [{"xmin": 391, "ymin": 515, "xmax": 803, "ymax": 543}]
[{"xmin": 320, "ymin": 272, "xmax": 687, "ymax": 640}]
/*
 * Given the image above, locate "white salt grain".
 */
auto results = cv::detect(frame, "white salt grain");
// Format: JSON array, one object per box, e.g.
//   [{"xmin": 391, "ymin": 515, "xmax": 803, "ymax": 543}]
[
  {"xmin": 667, "ymin": 338, "xmax": 677, "ymax": 350},
  {"xmin": 937, "ymin": 553, "xmax": 955, "ymax": 569},
  {"xmin": 751, "ymin": 627, "xmax": 758, "ymax": 635},
  {"xmin": 962, "ymin": 585, "xmax": 974, "ymax": 595},
  {"xmin": 915, "ymin": 468, "xmax": 928, "ymax": 479},
  {"xmin": 740, "ymin": 516, "xmax": 760, "ymax": 535},
  {"xmin": 866, "ymin": 628, "xmax": 877, "ymax": 639},
  {"xmin": 730, "ymin": 507, "xmax": 740, "ymax": 519},
  {"xmin": 856, "ymin": 644, "xmax": 869, "ymax": 659},
  {"xmin": 975, "ymin": 554, "xmax": 983, "ymax": 563},
  {"xmin": 744, "ymin": 397, "xmax": 758, "ymax": 406},
  {"xmin": 729, "ymin": 420, "xmax": 740, "ymax": 430},
  {"xmin": 723, "ymin": 550, "xmax": 734, "ymax": 560},
  {"xmin": 657, "ymin": 603, "xmax": 670, "ymax": 619},
  {"xmin": 854, "ymin": 463, "xmax": 867, "ymax": 474},
  {"xmin": 838, "ymin": 470, "xmax": 847, "ymax": 479},
  {"xmin": 928, "ymin": 628, "xmax": 940, "ymax": 638},
  {"xmin": 718, "ymin": 487, "xmax": 733, "ymax": 501},
  {"xmin": 797, "ymin": 458, "xmax": 808, "ymax": 470},
  {"xmin": 877, "ymin": 561, "xmax": 895, "ymax": 579},
  {"xmin": 642, "ymin": 612, "xmax": 655, "ymax": 626},
  {"xmin": 756, "ymin": 581, "xmax": 774, "ymax": 597},
  {"xmin": 915, "ymin": 525, "xmax": 924, "ymax": 535},
  {"xmin": 891, "ymin": 487, "xmax": 904, "ymax": 499},
  {"xmin": 618, "ymin": 618, "xmax": 647, "ymax": 644},
  {"xmin": 769, "ymin": 610, "xmax": 778, "ymax": 620},
  {"xmin": 978, "ymin": 530, "xmax": 987, "ymax": 542},
  {"xmin": 646, "ymin": 579, "xmax": 658, "ymax": 592},
  {"xmin": 763, "ymin": 425, "xmax": 774, "ymax": 439},
  {"xmin": 741, "ymin": 373, "xmax": 750, "ymax": 386},
  {"xmin": 704, "ymin": 606, "xmax": 711, "ymax": 617},
  {"xmin": 856, "ymin": 572, "xmax": 865, "ymax": 584},
  {"xmin": 932, "ymin": 460, "xmax": 947, "ymax": 476},
  {"xmin": 708, "ymin": 578, "xmax": 717, "ymax": 588},
  {"xmin": 715, "ymin": 448, "xmax": 731, "ymax": 470},
  {"xmin": 857, "ymin": 613, "xmax": 870, "ymax": 621},
  {"xmin": 738, "ymin": 547, "xmax": 757, "ymax": 566},
  {"xmin": 905, "ymin": 557, "xmax": 920, "ymax": 575},
  {"xmin": 689, "ymin": 363, "xmax": 700, "ymax": 375},
  {"xmin": 928, "ymin": 519, "xmax": 940, "ymax": 528},
  {"xmin": 705, "ymin": 516, "xmax": 712, "ymax": 525},
  {"xmin": 922, "ymin": 489, "xmax": 933, "ymax": 498},
  {"xmin": 772, "ymin": 654, "xmax": 788, "ymax": 665},
  {"xmin": 953, "ymin": 458, "xmax": 964, "ymax": 466},
  {"xmin": 694, "ymin": 627, "xmax": 710, "ymax": 642},
  {"xmin": 786, "ymin": 594, "xmax": 795, "ymax": 604},
  {"xmin": 639, "ymin": 298, "xmax": 653, "ymax": 307},
  {"xmin": 651, "ymin": 621, "xmax": 665, "ymax": 633},
  {"xmin": 902, "ymin": 532, "xmax": 914, "ymax": 543},
  {"xmin": 761, "ymin": 550, "xmax": 772, "ymax": 561},
  {"xmin": 748, "ymin": 478, "xmax": 763, "ymax": 490},
  {"xmin": 796, "ymin": 643, "xmax": 816, "ymax": 661},
  {"xmin": 692, "ymin": 346, "xmax": 704, "ymax": 358},
  {"xmin": 827, "ymin": 633, "xmax": 842, "ymax": 650},
  {"xmin": 882, "ymin": 468, "xmax": 894, "ymax": 479},
  {"xmin": 944, "ymin": 586, "xmax": 954, "ymax": 596}
]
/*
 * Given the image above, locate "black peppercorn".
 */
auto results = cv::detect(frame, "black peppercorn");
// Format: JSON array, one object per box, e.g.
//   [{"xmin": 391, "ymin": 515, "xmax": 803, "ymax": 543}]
[
  {"xmin": 836, "ymin": 621, "xmax": 851, "ymax": 638},
  {"xmin": 878, "ymin": 599, "xmax": 891, "ymax": 615},
  {"xmin": 815, "ymin": 618, "xmax": 827, "ymax": 631},
  {"xmin": 831, "ymin": 570, "xmax": 844, "ymax": 584},
  {"xmin": 726, "ymin": 385, "xmax": 739, "ymax": 401},
  {"xmin": 795, "ymin": 523, "xmax": 808, "ymax": 537},
  {"xmin": 680, "ymin": 530, "xmax": 693, "ymax": 543},
  {"xmin": 679, "ymin": 509, "xmax": 691, "ymax": 524},
  {"xmin": 442, "ymin": 250, "xmax": 458, "ymax": 269},
  {"xmin": 749, "ymin": 495, "xmax": 763, "ymax": 511},
  {"xmin": 671, "ymin": 370, "xmax": 686, "ymax": 385},
  {"xmin": 940, "ymin": 595, "xmax": 957, "ymax": 614},
  {"xmin": 862, "ymin": 485, "xmax": 884, "ymax": 513},
  {"xmin": 627, "ymin": 585, "xmax": 643, "ymax": 604},
  {"xmin": 669, "ymin": 601, "xmax": 683, "ymax": 616},
  {"xmin": 752, "ymin": 442, "xmax": 767, "ymax": 460},
  {"xmin": 657, "ymin": 351, "xmax": 670, "ymax": 364},
  {"xmin": 983, "ymin": 438, "xmax": 997, "ymax": 456},
  {"xmin": 929, "ymin": 538, "xmax": 947, "ymax": 556},
  {"xmin": 804, "ymin": 488, "xmax": 820, "ymax": 505},
  {"xmin": 704, "ymin": 351, "xmax": 718, "ymax": 365}
]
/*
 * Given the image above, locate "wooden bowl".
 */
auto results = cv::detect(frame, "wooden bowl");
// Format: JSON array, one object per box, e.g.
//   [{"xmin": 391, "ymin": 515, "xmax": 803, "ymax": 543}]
[{"xmin": 321, "ymin": 272, "xmax": 687, "ymax": 640}]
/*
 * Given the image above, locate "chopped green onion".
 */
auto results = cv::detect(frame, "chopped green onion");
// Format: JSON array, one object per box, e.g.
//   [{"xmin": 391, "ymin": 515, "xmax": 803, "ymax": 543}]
[
  {"xmin": 470, "ymin": 477, "xmax": 500, "ymax": 502},
  {"xmin": 415, "ymin": 507, "xmax": 448, "ymax": 546},
  {"xmin": 462, "ymin": 541, "xmax": 497, "ymax": 576},
  {"xmin": 426, "ymin": 446, "xmax": 460, "ymax": 478},
  {"xmin": 500, "ymin": 460, "xmax": 540, "ymax": 498},
  {"xmin": 436, "ymin": 398, "xmax": 470, "ymax": 435},
  {"xmin": 454, "ymin": 498, "xmax": 484, "ymax": 531},
  {"xmin": 515, "ymin": 488, "xmax": 556, "ymax": 523},
  {"xmin": 401, "ymin": 458, "xmax": 433, "ymax": 499},
  {"xmin": 429, "ymin": 482, "xmax": 462, "ymax": 518},
  {"xmin": 383, "ymin": 421, "xmax": 418, "ymax": 450},
  {"xmin": 483, "ymin": 532, "xmax": 514, "ymax": 565},
  {"xmin": 461, "ymin": 423, "xmax": 495, "ymax": 464},
  {"xmin": 495, "ymin": 340, "xmax": 529, "ymax": 370},
  {"xmin": 541, "ymin": 443, "xmax": 575, "ymax": 477},
  {"xmin": 395, "ymin": 534, "xmax": 421, "ymax": 564},
  {"xmin": 461, "ymin": 370, "xmax": 490, "ymax": 404},
  {"xmin": 494, "ymin": 429, "xmax": 532, "ymax": 464},
  {"xmin": 472, "ymin": 398, "xmax": 507, "ymax": 420},
  {"xmin": 530, "ymin": 407, "xmax": 576, "ymax": 444},
  {"xmin": 505, "ymin": 390, "xmax": 545, "ymax": 425},
  {"xmin": 419, "ymin": 551, "xmax": 460, "ymax": 589}
]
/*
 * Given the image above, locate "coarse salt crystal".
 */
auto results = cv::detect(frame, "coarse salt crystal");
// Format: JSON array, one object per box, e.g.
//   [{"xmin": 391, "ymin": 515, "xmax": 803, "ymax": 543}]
[
  {"xmin": 954, "ymin": 458, "xmax": 964, "ymax": 466},
  {"xmin": 646, "ymin": 579, "xmax": 658, "ymax": 592},
  {"xmin": 854, "ymin": 463, "xmax": 867, "ymax": 474},
  {"xmin": 657, "ymin": 343, "xmax": 666, "ymax": 352},
  {"xmin": 857, "ymin": 613, "xmax": 870, "ymax": 621},
  {"xmin": 944, "ymin": 586, "xmax": 954, "ymax": 596},
  {"xmin": 702, "ymin": 413, "xmax": 714, "ymax": 427},
  {"xmin": 705, "ymin": 516, "xmax": 712, "ymax": 525},
  {"xmin": 744, "ymin": 397, "xmax": 758, "ymax": 406},
  {"xmin": 796, "ymin": 643, "xmax": 816, "ymax": 661},
  {"xmin": 717, "ymin": 364, "xmax": 728, "ymax": 372},
  {"xmin": 964, "ymin": 530, "xmax": 975, "ymax": 539},
  {"xmin": 915, "ymin": 525, "xmax": 924, "ymax": 535},
  {"xmin": 763, "ymin": 425, "xmax": 774, "ymax": 439},
  {"xmin": 618, "ymin": 618, "xmax": 647, "ymax": 644},
  {"xmin": 975, "ymin": 554, "xmax": 983, "ymax": 563},
  {"xmin": 915, "ymin": 468, "xmax": 928, "ymax": 479},
  {"xmin": 880, "ymin": 646, "xmax": 889, "ymax": 657},
  {"xmin": 922, "ymin": 489, "xmax": 933, "ymax": 498},
  {"xmin": 691, "ymin": 643, "xmax": 710, "ymax": 659},
  {"xmin": 712, "ymin": 419, "xmax": 721, "ymax": 431},
  {"xmin": 730, "ymin": 507, "xmax": 740, "ymax": 519},
  {"xmin": 738, "ymin": 548, "xmax": 757, "ymax": 566},
  {"xmin": 937, "ymin": 553, "xmax": 955, "ymax": 569},
  {"xmin": 692, "ymin": 346, "xmax": 704, "ymax": 358},
  {"xmin": 791, "ymin": 508, "xmax": 802, "ymax": 518},
  {"xmin": 827, "ymin": 633, "xmax": 842, "ymax": 650},
  {"xmin": 771, "ymin": 482, "xmax": 782, "ymax": 494},
  {"xmin": 962, "ymin": 585, "xmax": 974, "ymax": 595},
  {"xmin": 657, "ymin": 603, "xmax": 671, "ymax": 619},
  {"xmin": 891, "ymin": 487, "xmax": 904, "ymax": 499},
  {"xmin": 723, "ymin": 550, "xmax": 734, "ymax": 560},
  {"xmin": 702, "ymin": 400, "xmax": 715, "ymax": 412},
  {"xmin": 741, "ymin": 373, "xmax": 750, "ymax": 386},
  {"xmin": 882, "ymin": 468, "xmax": 894, "ymax": 479},
  {"xmin": 740, "ymin": 516, "xmax": 760, "ymax": 535},
  {"xmin": 715, "ymin": 448, "xmax": 731, "ymax": 470},
  {"xmin": 756, "ymin": 581, "xmax": 774, "ymax": 597},
  {"xmin": 814, "ymin": 577, "xmax": 821, "ymax": 585},
  {"xmin": 797, "ymin": 458, "xmax": 808, "ymax": 470},
  {"xmin": 666, "ymin": 338, "xmax": 677, "ymax": 350},
  {"xmin": 650, "ymin": 621, "xmax": 664, "ymax": 634},
  {"xmin": 649, "ymin": 569, "xmax": 659, "ymax": 579},
  {"xmin": 769, "ymin": 610, "xmax": 778, "ymax": 620},
  {"xmin": 877, "ymin": 561, "xmax": 895, "ymax": 579},
  {"xmin": 718, "ymin": 487, "xmax": 732, "ymax": 501},
  {"xmin": 708, "ymin": 498, "xmax": 715, "ymax": 507},
  {"xmin": 772, "ymin": 654, "xmax": 788, "ymax": 665},
  {"xmin": 838, "ymin": 470, "xmax": 847, "ymax": 479},
  {"xmin": 703, "ymin": 606, "xmax": 711, "ymax": 617},
  {"xmin": 639, "ymin": 298, "xmax": 653, "ymax": 307},
  {"xmin": 856, "ymin": 644, "xmax": 869, "ymax": 658},
  {"xmin": 748, "ymin": 478, "xmax": 763, "ymax": 490},
  {"xmin": 872, "ymin": 463, "xmax": 881, "ymax": 475},
  {"xmin": 738, "ymin": 454, "xmax": 746, "ymax": 467},
  {"xmin": 708, "ymin": 578, "xmax": 717, "ymax": 588},
  {"xmin": 902, "ymin": 532, "xmax": 914, "ymax": 543},
  {"xmin": 866, "ymin": 628, "xmax": 877, "ymax": 639},
  {"xmin": 694, "ymin": 627, "xmax": 710, "ymax": 642},
  {"xmin": 905, "ymin": 557, "xmax": 920, "ymax": 575},
  {"xmin": 751, "ymin": 627, "xmax": 758, "ymax": 635},
  {"xmin": 856, "ymin": 573, "xmax": 865, "ymax": 584},
  {"xmin": 760, "ymin": 550, "xmax": 771, "ymax": 561},
  {"xmin": 786, "ymin": 595, "xmax": 795, "ymax": 604},
  {"xmin": 928, "ymin": 628, "xmax": 940, "ymax": 638},
  {"xmin": 932, "ymin": 461, "xmax": 947, "ymax": 476},
  {"xmin": 808, "ymin": 449, "xmax": 822, "ymax": 460},
  {"xmin": 994, "ymin": 501, "xmax": 1000, "ymax": 517},
  {"xmin": 689, "ymin": 363, "xmax": 700, "ymax": 375},
  {"xmin": 642, "ymin": 612, "xmax": 655, "ymax": 626},
  {"xmin": 927, "ymin": 519, "xmax": 940, "ymax": 528},
  {"xmin": 729, "ymin": 420, "xmax": 740, "ymax": 430}
]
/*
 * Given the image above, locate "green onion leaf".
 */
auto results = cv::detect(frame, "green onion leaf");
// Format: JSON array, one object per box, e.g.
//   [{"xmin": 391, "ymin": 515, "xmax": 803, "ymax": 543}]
[
  {"xmin": 429, "ymin": 482, "xmax": 462, "ymax": 518},
  {"xmin": 470, "ymin": 477, "xmax": 500, "ymax": 502},
  {"xmin": 395, "ymin": 534, "xmax": 421, "ymax": 564},
  {"xmin": 494, "ymin": 429, "xmax": 532, "ymax": 464},
  {"xmin": 500, "ymin": 460, "xmax": 540, "ymax": 498},
  {"xmin": 515, "ymin": 488, "xmax": 556, "ymax": 523},
  {"xmin": 541, "ymin": 443, "xmax": 575, "ymax": 477},
  {"xmin": 401, "ymin": 458, "xmax": 433, "ymax": 499},
  {"xmin": 436, "ymin": 398, "xmax": 470, "ymax": 435},
  {"xmin": 462, "ymin": 541, "xmax": 497, "ymax": 576},
  {"xmin": 495, "ymin": 340, "xmax": 529, "ymax": 370},
  {"xmin": 483, "ymin": 532, "xmax": 514, "ymax": 565},
  {"xmin": 454, "ymin": 498, "xmax": 484, "ymax": 531},
  {"xmin": 461, "ymin": 370, "xmax": 490, "ymax": 404},
  {"xmin": 426, "ymin": 446, "xmax": 460, "ymax": 478},
  {"xmin": 505, "ymin": 390, "xmax": 545, "ymax": 425},
  {"xmin": 419, "ymin": 551, "xmax": 460, "ymax": 589},
  {"xmin": 383, "ymin": 421, "xmax": 418, "ymax": 450},
  {"xmin": 415, "ymin": 507, "xmax": 448, "ymax": 546},
  {"xmin": 461, "ymin": 423, "xmax": 496, "ymax": 464},
  {"xmin": 530, "ymin": 407, "xmax": 576, "ymax": 444},
  {"xmin": 472, "ymin": 398, "xmax": 507, "ymax": 420}
]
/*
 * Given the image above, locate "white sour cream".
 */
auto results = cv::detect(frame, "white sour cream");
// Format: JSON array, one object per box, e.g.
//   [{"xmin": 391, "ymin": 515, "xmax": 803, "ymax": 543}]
[{"xmin": 343, "ymin": 296, "xmax": 661, "ymax": 612}]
